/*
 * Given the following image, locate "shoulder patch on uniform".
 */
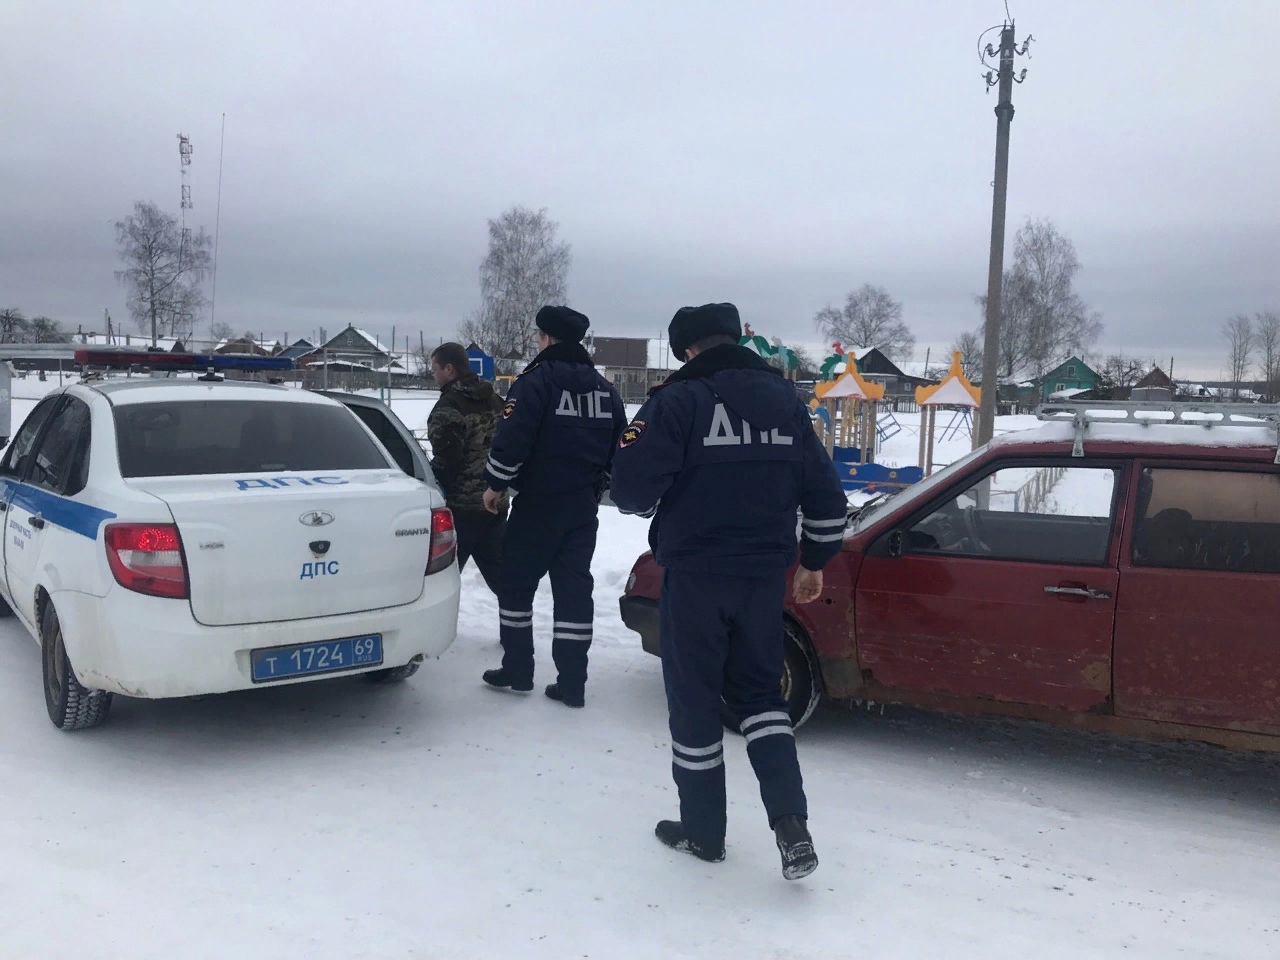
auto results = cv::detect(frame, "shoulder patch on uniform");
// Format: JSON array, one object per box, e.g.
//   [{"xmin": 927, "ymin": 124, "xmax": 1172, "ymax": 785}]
[
  {"xmin": 619, "ymin": 420, "xmax": 646, "ymax": 448},
  {"xmin": 502, "ymin": 398, "xmax": 517, "ymax": 419}
]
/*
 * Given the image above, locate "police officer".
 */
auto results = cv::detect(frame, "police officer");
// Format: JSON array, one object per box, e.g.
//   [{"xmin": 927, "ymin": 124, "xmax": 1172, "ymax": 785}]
[
  {"xmin": 481, "ymin": 305, "xmax": 626, "ymax": 708},
  {"xmin": 610, "ymin": 303, "xmax": 847, "ymax": 881}
]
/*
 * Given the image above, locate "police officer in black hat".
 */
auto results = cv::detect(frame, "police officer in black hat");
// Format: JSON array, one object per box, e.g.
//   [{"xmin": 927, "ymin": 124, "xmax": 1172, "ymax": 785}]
[
  {"xmin": 481, "ymin": 305, "xmax": 626, "ymax": 707},
  {"xmin": 610, "ymin": 303, "xmax": 847, "ymax": 880}
]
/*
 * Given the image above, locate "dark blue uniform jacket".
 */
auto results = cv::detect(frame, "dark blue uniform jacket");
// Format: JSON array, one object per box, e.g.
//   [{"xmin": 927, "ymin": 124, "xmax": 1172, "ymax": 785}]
[
  {"xmin": 610, "ymin": 344, "xmax": 848, "ymax": 575},
  {"xmin": 484, "ymin": 341, "xmax": 626, "ymax": 498}
]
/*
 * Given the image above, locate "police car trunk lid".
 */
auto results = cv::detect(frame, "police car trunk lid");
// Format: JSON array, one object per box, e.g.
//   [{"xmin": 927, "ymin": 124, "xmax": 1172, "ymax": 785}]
[{"xmin": 131, "ymin": 471, "xmax": 435, "ymax": 626}]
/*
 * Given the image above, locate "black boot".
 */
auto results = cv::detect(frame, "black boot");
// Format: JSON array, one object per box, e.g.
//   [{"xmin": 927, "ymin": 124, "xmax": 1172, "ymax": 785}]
[
  {"xmin": 482, "ymin": 668, "xmax": 532, "ymax": 693},
  {"xmin": 773, "ymin": 815, "xmax": 818, "ymax": 880},
  {"xmin": 544, "ymin": 683, "xmax": 584, "ymax": 708},
  {"xmin": 654, "ymin": 820, "xmax": 725, "ymax": 863}
]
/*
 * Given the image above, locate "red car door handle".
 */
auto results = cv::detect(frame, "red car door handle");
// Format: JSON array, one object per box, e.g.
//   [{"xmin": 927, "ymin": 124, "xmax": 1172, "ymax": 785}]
[{"xmin": 1044, "ymin": 585, "xmax": 1112, "ymax": 600}]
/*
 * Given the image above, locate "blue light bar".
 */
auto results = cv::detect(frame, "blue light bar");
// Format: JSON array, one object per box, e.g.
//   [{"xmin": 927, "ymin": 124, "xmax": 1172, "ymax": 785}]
[{"xmin": 205, "ymin": 353, "xmax": 294, "ymax": 371}]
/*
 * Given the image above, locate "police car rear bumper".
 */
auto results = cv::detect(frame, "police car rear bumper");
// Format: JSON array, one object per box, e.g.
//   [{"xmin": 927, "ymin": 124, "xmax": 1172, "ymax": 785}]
[
  {"xmin": 619, "ymin": 595, "xmax": 661, "ymax": 657},
  {"xmin": 49, "ymin": 568, "xmax": 461, "ymax": 699}
]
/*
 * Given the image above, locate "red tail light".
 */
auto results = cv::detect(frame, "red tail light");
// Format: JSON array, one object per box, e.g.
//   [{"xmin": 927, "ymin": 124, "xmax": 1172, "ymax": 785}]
[
  {"xmin": 105, "ymin": 523, "xmax": 190, "ymax": 599},
  {"xmin": 426, "ymin": 508, "xmax": 456, "ymax": 575}
]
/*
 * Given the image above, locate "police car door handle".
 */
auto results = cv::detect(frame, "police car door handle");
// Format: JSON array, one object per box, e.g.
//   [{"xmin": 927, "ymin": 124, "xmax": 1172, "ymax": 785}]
[
  {"xmin": 28, "ymin": 514, "xmax": 45, "ymax": 530},
  {"xmin": 1044, "ymin": 584, "xmax": 1110, "ymax": 600}
]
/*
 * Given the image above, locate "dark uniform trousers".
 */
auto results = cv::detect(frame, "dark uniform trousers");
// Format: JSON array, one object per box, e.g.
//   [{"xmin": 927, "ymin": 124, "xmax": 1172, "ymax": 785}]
[
  {"xmin": 497, "ymin": 489, "xmax": 598, "ymax": 694},
  {"xmin": 659, "ymin": 569, "xmax": 806, "ymax": 850},
  {"xmin": 453, "ymin": 509, "xmax": 505, "ymax": 595}
]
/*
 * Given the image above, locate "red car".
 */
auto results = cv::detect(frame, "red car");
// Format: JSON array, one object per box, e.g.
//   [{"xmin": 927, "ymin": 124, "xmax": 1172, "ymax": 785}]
[{"xmin": 620, "ymin": 405, "xmax": 1280, "ymax": 749}]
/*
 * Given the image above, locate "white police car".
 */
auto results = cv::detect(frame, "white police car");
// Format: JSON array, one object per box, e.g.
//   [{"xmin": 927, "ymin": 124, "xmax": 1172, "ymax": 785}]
[{"xmin": 0, "ymin": 350, "xmax": 460, "ymax": 730}]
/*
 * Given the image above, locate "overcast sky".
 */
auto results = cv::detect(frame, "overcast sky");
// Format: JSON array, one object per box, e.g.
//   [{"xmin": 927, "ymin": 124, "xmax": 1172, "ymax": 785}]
[{"xmin": 3, "ymin": 1, "xmax": 1278, "ymax": 377}]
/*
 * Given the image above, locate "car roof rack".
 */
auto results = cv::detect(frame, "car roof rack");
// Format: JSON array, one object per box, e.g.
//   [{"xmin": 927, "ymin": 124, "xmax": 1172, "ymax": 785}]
[{"xmin": 1036, "ymin": 400, "xmax": 1280, "ymax": 463}]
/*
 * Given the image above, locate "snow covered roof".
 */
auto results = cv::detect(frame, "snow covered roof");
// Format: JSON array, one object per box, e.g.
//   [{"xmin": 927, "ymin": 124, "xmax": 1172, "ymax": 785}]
[
  {"xmin": 895, "ymin": 360, "xmax": 935, "ymax": 380},
  {"xmin": 352, "ymin": 328, "xmax": 390, "ymax": 354},
  {"xmin": 1049, "ymin": 387, "xmax": 1090, "ymax": 400},
  {"xmin": 372, "ymin": 353, "xmax": 412, "ymax": 372},
  {"xmin": 214, "ymin": 336, "xmax": 282, "ymax": 351}
]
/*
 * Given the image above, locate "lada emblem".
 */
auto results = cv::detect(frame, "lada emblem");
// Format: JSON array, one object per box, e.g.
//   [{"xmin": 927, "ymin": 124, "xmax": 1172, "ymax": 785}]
[{"xmin": 299, "ymin": 510, "xmax": 335, "ymax": 527}]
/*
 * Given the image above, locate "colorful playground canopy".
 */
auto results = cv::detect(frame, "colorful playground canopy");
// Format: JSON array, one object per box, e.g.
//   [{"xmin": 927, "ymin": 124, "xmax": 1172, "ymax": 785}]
[{"xmin": 915, "ymin": 352, "xmax": 980, "ymax": 408}]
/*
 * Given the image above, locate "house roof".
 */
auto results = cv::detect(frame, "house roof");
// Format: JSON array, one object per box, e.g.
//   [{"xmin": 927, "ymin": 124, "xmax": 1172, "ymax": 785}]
[
  {"xmin": 1135, "ymin": 366, "xmax": 1173, "ymax": 389},
  {"xmin": 350, "ymin": 327, "xmax": 390, "ymax": 353},
  {"xmin": 1039, "ymin": 355, "xmax": 1098, "ymax": 381},
  {"xmin": 215, "ymin": 336, "xmax": 283, "ymax": 351},
  {"xmin": 278, "ymin": 341, "xmax": 318, "ymax": 361}
]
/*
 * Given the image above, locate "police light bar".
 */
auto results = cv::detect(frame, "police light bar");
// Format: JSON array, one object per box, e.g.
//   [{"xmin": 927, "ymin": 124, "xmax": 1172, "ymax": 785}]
[{"xmin": 74, "ymin": 347, "xmax": 293, "ymax": 372}]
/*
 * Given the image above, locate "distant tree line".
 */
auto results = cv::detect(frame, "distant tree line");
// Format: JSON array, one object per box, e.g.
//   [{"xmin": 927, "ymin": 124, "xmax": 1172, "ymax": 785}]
[
  {"xmin": 1222, "ymin": 311, "xmax": 1280, "ymax": 400},
  {"xmin": 0, "ymin": 308, "xmax": 70, "ymax": 344},
  {"xmin": 810, "ymin": 219, "xmax": 1102, "ymax": 385}
]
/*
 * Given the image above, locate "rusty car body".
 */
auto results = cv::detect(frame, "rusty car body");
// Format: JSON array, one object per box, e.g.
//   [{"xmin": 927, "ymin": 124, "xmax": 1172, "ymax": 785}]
[{"xmin": 620, "ymin": 405, "xmax": 1280, "ymax": 750}]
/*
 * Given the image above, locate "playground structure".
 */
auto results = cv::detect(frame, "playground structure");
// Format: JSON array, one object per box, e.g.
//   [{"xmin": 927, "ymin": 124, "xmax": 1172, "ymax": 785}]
[
  {"xmin": 914, "ymin": 352, "xmax": 981, "ymax": 476},
  {"xmin": 810, "ymin": 348, "xmax": 924, "ymax": 493},
  {"xmin": 739, "ymin": 325, "xmax": 799, "ymax": 380}
]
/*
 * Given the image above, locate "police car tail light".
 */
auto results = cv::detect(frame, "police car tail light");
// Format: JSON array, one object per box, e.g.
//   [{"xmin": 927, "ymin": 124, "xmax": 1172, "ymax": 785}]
[
  {"xmin": 426, "ymin": 508, "xmax": 456, "ymax": 575},
  {"xmin": 105, "ymin": 523, "xmax": 190, "ymax": 599}
]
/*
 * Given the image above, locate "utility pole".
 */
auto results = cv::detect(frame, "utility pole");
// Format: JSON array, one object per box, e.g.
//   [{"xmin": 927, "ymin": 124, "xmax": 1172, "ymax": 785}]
[{"xmin": 975, "ymin": 19, "xmax": 1032, "ymax": 448}]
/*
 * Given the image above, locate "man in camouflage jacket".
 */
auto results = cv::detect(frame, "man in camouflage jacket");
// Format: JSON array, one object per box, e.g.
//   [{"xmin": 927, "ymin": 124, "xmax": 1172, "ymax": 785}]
[{"xmin": 428, "ymin": 342, "xmax": 506, "ymax": 593}]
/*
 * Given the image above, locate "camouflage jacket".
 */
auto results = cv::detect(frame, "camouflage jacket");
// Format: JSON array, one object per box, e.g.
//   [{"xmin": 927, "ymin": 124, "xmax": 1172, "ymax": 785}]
[{"xmin": 428, "ymin": 373, "xmax": 505, "ymax": 513}]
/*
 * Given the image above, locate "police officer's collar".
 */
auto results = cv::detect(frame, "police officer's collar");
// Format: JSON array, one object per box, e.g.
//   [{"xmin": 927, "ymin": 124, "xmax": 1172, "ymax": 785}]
[
  {"xmin": 523, "ymin": 340, "xmax": 593, "ymax": 373},
  {"xmin": 654, "ymin": 343, "xmax": 780, "ymax": 392}
]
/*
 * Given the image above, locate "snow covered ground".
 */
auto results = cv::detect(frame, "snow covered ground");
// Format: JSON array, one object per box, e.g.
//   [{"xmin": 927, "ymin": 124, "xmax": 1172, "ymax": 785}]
[{"xmin": 2, "ymin": 376, "xmax": 1279, "ymax": 959}]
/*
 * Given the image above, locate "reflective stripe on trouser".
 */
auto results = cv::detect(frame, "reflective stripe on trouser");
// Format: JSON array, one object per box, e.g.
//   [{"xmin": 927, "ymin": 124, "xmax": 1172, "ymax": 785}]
[
  {"xmin": 497, "ymin": 491, "xmax": 598, "ymax": 692},
  {"xmin": 659, "ymin": 569, "xmax": 807, "ymax": 848}
]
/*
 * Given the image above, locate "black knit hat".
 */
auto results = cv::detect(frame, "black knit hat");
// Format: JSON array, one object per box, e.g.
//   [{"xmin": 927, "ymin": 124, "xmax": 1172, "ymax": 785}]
[
  {"xmin": 668, "ymin": 302, "xmax": 742, "ymax": 360},
  {"xmin": 535, "ymin": 305, "xmax": 590, "ymax": 344}
]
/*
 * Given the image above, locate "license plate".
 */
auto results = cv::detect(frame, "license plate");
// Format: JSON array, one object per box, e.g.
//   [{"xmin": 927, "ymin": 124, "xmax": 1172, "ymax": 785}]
[{"xmin": 250, "ymin": 634, "xmax": 383, "ymax": 683}]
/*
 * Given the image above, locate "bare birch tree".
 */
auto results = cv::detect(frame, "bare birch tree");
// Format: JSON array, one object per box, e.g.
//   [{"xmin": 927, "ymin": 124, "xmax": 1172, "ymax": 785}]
[
  {"xmin": 813, "ymin": 284, "xmax": 915, "ymax": 361},
  {"xmin": 461, "ymin": 206, "xmax": 571, "ymax": 359},
  {"xmin": 979, "ymin": 219, "xmax": 1103, "ymax": 379},
  {"xmin": 1099, "ymin": 354, "xmax": 1147, "ymax": 391},
  {"xmin": 114, "ymin": 201, "xmax": 212, "ymax": 346},
  {"xmin": 1223, "ymin": 314, "xmax": 1255, "ymax": 399},
  {"xmin": 27, "ymin": 316, "xmax": 69, "ymax": 343},
  {"xmin": 1254, "ymin": 311, "xmax": 1280, "ymax": 400},
  {"xmin": 0, "ymin": 308, "xmax": 28, "ymax": 343},
  {"xmin": 949, "ymin": 330, "xmax": 984, "ymax": 379}
]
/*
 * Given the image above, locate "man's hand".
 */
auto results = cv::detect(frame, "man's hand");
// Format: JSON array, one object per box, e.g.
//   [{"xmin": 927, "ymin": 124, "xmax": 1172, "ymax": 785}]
[
  {"xmin": 793, "ymin": 568, "xmax": 823, "ymax": 605},
  {"xmin": 483, "ymin": 487, "xmax": 504, "ymax": 515}
]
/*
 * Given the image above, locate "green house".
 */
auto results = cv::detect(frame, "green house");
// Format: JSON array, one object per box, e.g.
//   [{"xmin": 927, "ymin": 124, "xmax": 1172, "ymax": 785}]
[{"xmin": 1038, "ymin": 356, "xmax": 1100, "ymax": 403}]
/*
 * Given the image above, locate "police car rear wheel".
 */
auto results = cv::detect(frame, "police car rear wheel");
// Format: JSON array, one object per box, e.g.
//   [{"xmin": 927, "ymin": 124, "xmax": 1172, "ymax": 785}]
[
  {"xmin": 41, "ymin": 602, "xmax": 112, "ymax": 731},
  {"xmin": 721, "ymin": 621, "xmax": 821, "ymax": 734}
]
